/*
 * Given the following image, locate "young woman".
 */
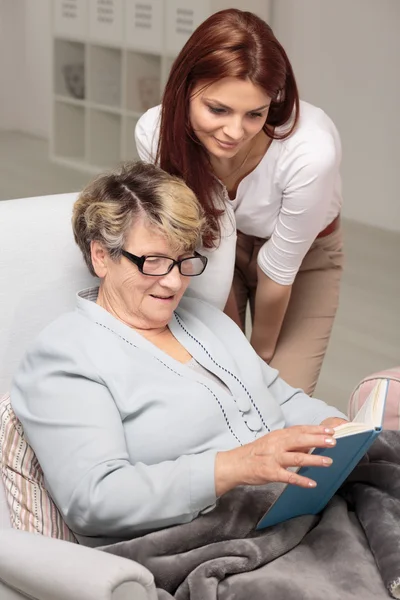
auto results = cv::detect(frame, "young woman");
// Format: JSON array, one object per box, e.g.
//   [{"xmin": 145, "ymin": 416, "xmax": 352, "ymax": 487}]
[{"xmin": 135, "ymin": 9, "xmax": 343, "ymax": 396}]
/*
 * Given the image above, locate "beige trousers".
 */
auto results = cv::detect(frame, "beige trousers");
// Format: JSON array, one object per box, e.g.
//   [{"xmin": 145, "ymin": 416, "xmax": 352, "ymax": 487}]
[{"xmin": 233, "ymin": 225, "xmax": 344, "ymax": 396}]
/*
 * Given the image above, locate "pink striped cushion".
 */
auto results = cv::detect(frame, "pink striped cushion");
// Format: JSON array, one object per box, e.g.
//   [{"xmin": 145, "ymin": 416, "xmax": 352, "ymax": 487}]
[
  {"xmin": 348, "ymin": 367, "xmax": 400, "ymax": 430},
  {"xmin": 0, "ymin": 393, "xmax": 77, "ymax": 542}
]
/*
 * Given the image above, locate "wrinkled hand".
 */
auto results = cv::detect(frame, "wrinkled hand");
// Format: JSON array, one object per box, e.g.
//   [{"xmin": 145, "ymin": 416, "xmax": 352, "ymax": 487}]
[{"xmin": 215, "ymin": 425, "xmax": 337, "ymax": 497}]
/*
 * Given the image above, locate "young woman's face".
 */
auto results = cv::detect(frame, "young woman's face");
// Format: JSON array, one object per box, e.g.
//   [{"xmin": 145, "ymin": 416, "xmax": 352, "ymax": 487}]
[{"xmin": 189, "ymin": 77, "xmax": 271, "ymax": 159}]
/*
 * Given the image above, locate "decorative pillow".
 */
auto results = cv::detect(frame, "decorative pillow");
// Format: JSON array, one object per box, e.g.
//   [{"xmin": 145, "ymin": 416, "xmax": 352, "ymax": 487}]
[
  {"xmin": 0, "ymin": 393, "xmax": 77, "ymax": 542},
  {"xmin": 348, "ymin": 367, "xmax": 400, "ymax": 430}
]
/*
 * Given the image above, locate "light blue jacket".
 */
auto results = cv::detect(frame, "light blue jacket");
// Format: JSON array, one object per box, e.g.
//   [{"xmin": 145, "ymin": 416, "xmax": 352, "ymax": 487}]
[{"xmin": 11, "ymin": 290, "xmax": 345, "ymax": 539}]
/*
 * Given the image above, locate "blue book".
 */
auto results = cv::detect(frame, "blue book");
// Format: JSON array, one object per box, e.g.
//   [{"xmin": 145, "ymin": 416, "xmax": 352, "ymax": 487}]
[{"xmin": 257, "ymin": 379, "xmax": 389, "ymax": 530}]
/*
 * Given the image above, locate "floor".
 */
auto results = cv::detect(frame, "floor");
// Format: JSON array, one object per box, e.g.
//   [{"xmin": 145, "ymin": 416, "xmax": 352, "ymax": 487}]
[
  {"xmin": 1, "ymin": 131, "xmax": 399, "ymax": 414},
  {"xmin": 314, "ymin": 220, "xmax": 399, "ymax": 411}
]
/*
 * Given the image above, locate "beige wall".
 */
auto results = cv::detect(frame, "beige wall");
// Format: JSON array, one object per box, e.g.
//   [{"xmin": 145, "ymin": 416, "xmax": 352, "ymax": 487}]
[
  {"xmin": 0, "ymin": 1, "xmax": 25, "ymax": 133},
  {"xmin": 272, "ymin": 0, "xmax": 400, "ymax": 231},
  {"xmin": 0, "ymin": 0, "xmax": 51, "ymax": 138}
]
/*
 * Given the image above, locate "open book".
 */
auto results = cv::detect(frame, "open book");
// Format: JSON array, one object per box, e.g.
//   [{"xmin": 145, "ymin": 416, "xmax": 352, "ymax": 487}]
[{"xmin": 257, "ymin": 378, "xmax": 389, "ymax": 530}]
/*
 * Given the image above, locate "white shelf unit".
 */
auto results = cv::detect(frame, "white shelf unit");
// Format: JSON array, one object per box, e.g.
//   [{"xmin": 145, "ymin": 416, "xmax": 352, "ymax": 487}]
[{"xmin": 51, "ymin": 0, "xmax": 271, "ymax": 174}]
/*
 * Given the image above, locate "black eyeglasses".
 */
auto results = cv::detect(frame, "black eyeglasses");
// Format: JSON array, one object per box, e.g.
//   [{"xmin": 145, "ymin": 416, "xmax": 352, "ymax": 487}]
[{"xmin": 120, "ymin": 249, "xmax": 208, "ymax": 277}]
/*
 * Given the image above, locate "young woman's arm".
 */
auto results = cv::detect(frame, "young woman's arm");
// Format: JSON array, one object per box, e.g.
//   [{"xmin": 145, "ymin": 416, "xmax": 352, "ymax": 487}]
[
  {"xmin": 250, "ymin": 270, "xmax": 292, "ymax": 362},
  {"xmin": 252, "ymin": 130, "xmax": 340, "ymax": 360},
  {"xmin": 223, "ymin": 286, "xmax": 242, "ymax": 328}
]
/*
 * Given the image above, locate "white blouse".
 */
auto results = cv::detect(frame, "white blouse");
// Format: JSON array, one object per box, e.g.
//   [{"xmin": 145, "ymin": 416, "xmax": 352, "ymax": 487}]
[{"xmin": 135, "ymin": 100, "xmax": 342, "ymax": 304}]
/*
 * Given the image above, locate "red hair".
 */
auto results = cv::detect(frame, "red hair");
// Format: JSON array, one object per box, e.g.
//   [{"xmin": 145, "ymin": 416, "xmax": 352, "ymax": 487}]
[{"xmin": 158, "ymin": 9, "xmax": 299, "ymax": 247}]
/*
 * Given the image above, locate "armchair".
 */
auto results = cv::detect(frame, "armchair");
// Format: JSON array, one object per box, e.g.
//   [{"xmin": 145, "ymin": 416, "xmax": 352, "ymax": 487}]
[{"xmin": 0, "ymin": 193, "xmax": 157, "ymax": 600}]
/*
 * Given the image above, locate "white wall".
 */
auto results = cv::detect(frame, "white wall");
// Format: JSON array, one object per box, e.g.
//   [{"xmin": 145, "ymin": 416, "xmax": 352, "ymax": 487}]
[
  {"xmin": 272, "ymin": 0, "xmax": 400, "ymax": 231},
  {"xmin": 0, "ymin": 0, "xmax": 51, "ymax": 138}
]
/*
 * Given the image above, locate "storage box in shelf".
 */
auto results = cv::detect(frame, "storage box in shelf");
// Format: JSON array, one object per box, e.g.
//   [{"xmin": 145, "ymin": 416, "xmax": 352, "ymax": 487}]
[
  {"xmin": 54, "ymin": 39, "xmax": 85, "ymax": 100},
  {"xmin": 88, "ymin": 0, "xmax": 124, "ymax": 46},
  {"xmin": 88, "ymin": 109, "xmax": 122, "ymax": 168},
  {"xmin": 126, "ymin": 52, "xmax": 161, "ymax": 113},
  {"xmin": 53, "ymin": 101, "xmax": 86, "ymax": 159},
  {"xmin": 125, "ymin": 0, "xmax": 164, "ymax": 54},
  {"xmin": 54, "ymin": 0, "xmax": 88, "ymax": 41},
  {"xmin": 165, "ymin": 0, "xmax": 211, "ymax": 56},
  {"xmin": 88, "ymin": 45, "xmax": 122, "ymax": 108}
]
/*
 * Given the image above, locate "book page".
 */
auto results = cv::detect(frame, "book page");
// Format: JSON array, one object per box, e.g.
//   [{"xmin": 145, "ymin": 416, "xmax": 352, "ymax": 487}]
[
  {"xmin": 351, "ymin": 392, "xmax": 375, "ymax": 426},
  {"xmin": 352, "ymin": 379, "xmax": 388, "ymax": 428},
  {"xmin": 333, "ymin": 421, "xmax": 371, "ymax": 438},
  {"xmin": 334, "ymin": 379, "xmax": 389, "ymax": 438}
]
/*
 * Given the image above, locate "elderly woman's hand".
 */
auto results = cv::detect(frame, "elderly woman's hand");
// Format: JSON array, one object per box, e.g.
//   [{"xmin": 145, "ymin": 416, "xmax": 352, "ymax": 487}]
[{"xmin": 215, "ymin": 425, "xmax": 337, "ymax": 497}]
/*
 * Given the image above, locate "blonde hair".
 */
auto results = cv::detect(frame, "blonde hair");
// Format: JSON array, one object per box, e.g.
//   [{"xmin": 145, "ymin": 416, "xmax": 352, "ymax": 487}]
[{"xmin": 72, "ymin": 162, "xmax": 206, "ymax": 276}]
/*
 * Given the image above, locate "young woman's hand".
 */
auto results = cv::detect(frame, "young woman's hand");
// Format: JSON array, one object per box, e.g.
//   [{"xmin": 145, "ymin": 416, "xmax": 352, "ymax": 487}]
[{"xmin": 215, "ymin": 425, "xmax": 336, "ymax": 497}]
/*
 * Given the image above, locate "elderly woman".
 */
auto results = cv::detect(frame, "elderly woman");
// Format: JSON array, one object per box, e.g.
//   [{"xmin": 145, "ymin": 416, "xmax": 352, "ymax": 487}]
[{"xmin": 11, "ymin": 162, "xmax": 346, "ymax": 543}]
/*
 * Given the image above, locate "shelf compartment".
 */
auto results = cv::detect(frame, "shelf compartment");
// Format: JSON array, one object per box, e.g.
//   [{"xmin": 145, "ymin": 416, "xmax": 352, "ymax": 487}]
[
  {"xmin": 125, "ymin": 0, "xmax": 164, "ymax": 54},
  {"xmin": 88, "ymin": 108, "xmax": 122, "ymax": 168},
  {"xmin": 122, "ymin": 115, "xmax": 140, "ymax": 161},
  {"xmin": 88, "ymin": 44, "xmax": 122, "ymax": 108},
  {"xmin": 126, "ymin": 51, "xmax": 161, "ymax": 113},
  {"xmin": 53, "ymin": 100, "xmax": 85, "ymax": 159},
  {"xmin": 54, "ymin": 94, "xmax": 85, "ymax": 107},
  {"xmin": 161, "ymin": 55, "xmax": 176, "ymax": 88},
  {"xmin": 54, "ymin": 39, "xmax": 85, "ymax": 100}
]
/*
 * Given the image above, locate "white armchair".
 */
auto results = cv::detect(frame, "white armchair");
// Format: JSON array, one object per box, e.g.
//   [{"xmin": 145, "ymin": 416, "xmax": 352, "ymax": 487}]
[{"xmin": 0, "ymin": 193, "xmax": 157, "ymax": 600}]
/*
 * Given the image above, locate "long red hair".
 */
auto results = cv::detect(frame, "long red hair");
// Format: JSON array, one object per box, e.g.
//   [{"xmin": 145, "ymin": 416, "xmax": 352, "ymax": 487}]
[{"xmin": 158, "ymin": 9, "xmax": 299, "ymax": 247}]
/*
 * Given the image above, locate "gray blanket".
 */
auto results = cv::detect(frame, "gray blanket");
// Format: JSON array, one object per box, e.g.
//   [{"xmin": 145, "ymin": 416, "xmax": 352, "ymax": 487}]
[{"xmin": 101, "ymin": 431, "xmax": 400, "ymax": 599}]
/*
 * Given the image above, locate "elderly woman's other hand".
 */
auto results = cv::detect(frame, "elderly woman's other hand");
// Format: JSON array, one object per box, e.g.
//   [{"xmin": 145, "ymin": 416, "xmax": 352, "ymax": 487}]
[
  {"xmin": 320, "ymin": 417, "xmax": 349, "ymax": 429},
  {"xmin": 215, "ymin": 425, "xmax": 337, "ymax": 497}
]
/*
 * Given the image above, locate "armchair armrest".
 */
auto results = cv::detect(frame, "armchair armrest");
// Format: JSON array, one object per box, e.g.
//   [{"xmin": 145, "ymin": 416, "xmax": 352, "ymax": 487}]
[{"xmin": 0, "ymin": 530, "xmax": 157, "ymax": 600}]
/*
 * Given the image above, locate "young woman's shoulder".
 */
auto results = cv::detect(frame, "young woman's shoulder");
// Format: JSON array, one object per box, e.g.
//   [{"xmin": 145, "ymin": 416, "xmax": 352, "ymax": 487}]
[
  {"xmin": 136, "ymin": 105, "xmax": 161, "ymax": 134},
  {"xmin": 280, "ymin": 100, "xmax": 341, "ymax": 154},
  {"xmin": 274, "ymin": 100, "xmax": 342, "ymax": 175},
  {"xmin": 135, "ymin": 105, "xmax": 162, "ymax": 163}
]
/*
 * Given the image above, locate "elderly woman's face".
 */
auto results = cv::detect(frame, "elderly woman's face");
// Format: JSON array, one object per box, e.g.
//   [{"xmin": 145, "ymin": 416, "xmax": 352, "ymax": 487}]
[{"xmin": 93, "ymin": 218, "xmax": 192, "ymax": 330}]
